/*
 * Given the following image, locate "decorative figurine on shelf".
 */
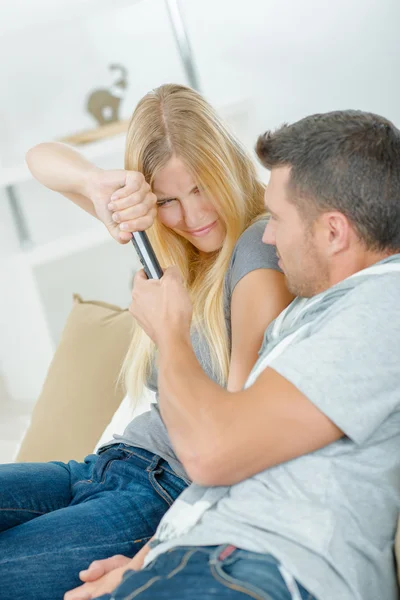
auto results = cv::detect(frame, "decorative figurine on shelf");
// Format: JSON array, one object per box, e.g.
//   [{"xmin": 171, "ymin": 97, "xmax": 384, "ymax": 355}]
[{"xmin": 86, "ymin": 64, "xmax": 128, "ymax": 126}]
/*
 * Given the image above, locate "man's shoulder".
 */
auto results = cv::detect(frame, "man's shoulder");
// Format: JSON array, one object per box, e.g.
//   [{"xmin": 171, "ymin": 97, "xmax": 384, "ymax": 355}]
[
  {"xmin": 341, "ymin": 270, "xmax": 399, "ymax": 312},
  {"xmin": 296, "ymin": 270, "xmax": 400, "ymax": 359}
]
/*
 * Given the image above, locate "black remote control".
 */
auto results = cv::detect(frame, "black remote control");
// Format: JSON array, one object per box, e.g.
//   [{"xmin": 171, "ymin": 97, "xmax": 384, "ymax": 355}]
[{"xmin": 131, "ymin": 231, "xmax": 163, "ymax": 279}]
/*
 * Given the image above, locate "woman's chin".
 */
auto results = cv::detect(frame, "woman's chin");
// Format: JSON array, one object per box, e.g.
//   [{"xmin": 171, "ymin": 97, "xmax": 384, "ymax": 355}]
[
  {"xmin": 190, "ymin": 236, "xmax": 224, "ymax": 254},
  {"xmin": 188, "ymin": 226, "xmax": 226, "ymax": 254}
]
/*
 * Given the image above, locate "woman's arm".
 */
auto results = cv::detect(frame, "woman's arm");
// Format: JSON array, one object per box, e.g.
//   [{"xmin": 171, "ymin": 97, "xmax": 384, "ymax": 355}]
[
  {"xmin": 26, "ymin": 142, "xmax": 157, "ymax": 243},
  {"xmin": 227, "ymin": 269, "xmax": 293, "ymax": 392},
  {"xmin": 26, "ymin": 142, "xmax": 100, "ymax": 216},
  {"xmin": 64, "ymin": 541, "xmax": 152, "ymax": 599}
]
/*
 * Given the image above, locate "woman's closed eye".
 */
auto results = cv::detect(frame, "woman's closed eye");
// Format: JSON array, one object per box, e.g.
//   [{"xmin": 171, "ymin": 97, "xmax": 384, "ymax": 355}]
[
  {"xmin": 156, "ymin": 187, "xmax": 200, "ymax": 207},
  {"xmin": 157, "ymin": 198, "xmax": 176, "ymax": 207}
]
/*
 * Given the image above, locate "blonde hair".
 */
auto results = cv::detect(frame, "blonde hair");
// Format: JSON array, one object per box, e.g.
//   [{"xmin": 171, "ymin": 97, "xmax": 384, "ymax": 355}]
[{"xmin": 121, "ymin": 84, "xmax": 265, "ymax": 400}]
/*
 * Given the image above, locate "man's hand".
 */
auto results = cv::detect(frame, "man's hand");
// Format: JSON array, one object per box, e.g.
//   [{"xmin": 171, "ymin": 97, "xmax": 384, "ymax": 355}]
[
  {"xmin": 130, "ymin": 267, "xmax": 193, "ymax": 347},
  {"xmin": 83, "ymin": 169, "xmax": 157, "ymax": 244}
]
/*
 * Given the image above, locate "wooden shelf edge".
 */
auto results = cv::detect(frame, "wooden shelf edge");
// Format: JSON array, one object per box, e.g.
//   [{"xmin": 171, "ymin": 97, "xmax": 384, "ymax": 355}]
[{"xmin": 59, "ymin": 119, "xmax": 130, "ymax": 145}]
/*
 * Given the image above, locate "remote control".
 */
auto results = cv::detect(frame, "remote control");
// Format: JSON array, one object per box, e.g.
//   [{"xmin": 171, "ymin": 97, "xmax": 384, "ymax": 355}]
[{"xmin": 131, "ymin": 231, "xmax": 163, "ymax": 279}]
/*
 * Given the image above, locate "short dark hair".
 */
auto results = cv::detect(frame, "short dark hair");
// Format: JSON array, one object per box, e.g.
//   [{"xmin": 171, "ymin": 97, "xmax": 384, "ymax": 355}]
[{"xmin": 256, "ymin": 110, "xmax": 400, "ymax": 252}]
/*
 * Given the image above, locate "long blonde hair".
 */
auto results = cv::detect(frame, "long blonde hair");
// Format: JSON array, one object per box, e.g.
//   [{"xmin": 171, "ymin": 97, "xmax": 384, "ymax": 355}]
[{"xmin": 121, "ymin": 84, "xmax": 265, "ymax": 400}]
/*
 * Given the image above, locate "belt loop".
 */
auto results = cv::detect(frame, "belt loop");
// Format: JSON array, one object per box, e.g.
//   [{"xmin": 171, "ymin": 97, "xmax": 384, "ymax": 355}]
[{"xmin": 146, "ymin": 453, "xmax": 161, "ymax": 472}]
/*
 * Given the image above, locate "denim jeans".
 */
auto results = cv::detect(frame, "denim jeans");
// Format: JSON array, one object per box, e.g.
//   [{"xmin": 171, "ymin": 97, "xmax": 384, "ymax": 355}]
[
  {"xmin": 95, "ymin": 545, "xmax": 317, "ymax": 600},
  {"xmin": 0, "ymin": 443, "xmax": 188, "ymax": 600}
]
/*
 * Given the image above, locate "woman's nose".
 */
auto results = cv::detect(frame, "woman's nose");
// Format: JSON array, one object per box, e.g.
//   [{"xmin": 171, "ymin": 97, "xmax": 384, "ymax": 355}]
[{"xmin": 182, "ymin": 199, "xmax": 208, "ymax": 229}]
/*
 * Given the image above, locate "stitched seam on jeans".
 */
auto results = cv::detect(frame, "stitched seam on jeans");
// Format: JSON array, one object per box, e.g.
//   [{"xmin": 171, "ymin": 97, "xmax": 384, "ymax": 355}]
[
  {"xmin": 72, "ymin": 458, "xmax": 121, "ymax": 487},
  {"xmin": 128, "ymin": 451, "xmax": 153, "ymax": 465},
  {"xmin": 152, "ymin": 462, "xmax": 188, "ymax": 481},
  {"xmin": 133, "ymin": 536, "xmax": 152, "ymax": 545},
  {"xmin": 160, "ymin": 465, "xmax": 185, "ymax": 479},
  {"xmin": 129, "ymin": 450, "xmax": 177, "ymax": 477},
  {"xmin": 122, "ymin": 449, "xmax": 188, "ymax": 483},
  {"xmin": 210, "ymin": 563, "xmax": 273, "ymax": 600},
  {"xmin": 100, "ymin": 458, "xmax": 120, "ymax": 483},
  {"xmin": 117, "ymin": 574, "xmax": 161, "ymax": 600},
  {"xmin": 0, "ymin": 508, "xmax": 46, "ymax": 515},
  {"xmin": 148, "ymin": 471, "xmax": 174, "ymax": 506},
  {"xmin": 72, "ymin": 479, "xmax": 93, "ymax": 486},
  {"xmin": 166, "ymin": 549, "xmax": 197, "ymax": 579}
]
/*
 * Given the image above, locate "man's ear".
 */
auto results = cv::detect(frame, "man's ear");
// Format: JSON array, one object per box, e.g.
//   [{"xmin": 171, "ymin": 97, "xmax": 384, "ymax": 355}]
[{"xmin": 320, "ymin": 211, "xmax": 351, "ymax": 256}]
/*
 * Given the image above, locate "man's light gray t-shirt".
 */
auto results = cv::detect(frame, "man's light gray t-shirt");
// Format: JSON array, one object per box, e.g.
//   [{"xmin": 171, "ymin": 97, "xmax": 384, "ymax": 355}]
[
  {"xmin": 107, "ymin": 219, "xmax": 280, "ymax": 479},
  {"xmin": 146, "ymin": 263, "xmax": 400, "ymax": 600}
]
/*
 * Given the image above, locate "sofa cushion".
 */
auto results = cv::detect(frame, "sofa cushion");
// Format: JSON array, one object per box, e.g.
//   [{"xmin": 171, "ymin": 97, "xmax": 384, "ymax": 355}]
[{"xmin": 16, "ymin": 294, "xmax": 133, "ymax": 463}]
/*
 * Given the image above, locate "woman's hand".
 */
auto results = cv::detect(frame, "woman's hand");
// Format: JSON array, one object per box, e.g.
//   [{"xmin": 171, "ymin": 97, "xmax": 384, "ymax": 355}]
[
  {"xmin": 64, "ymin": 564, "xmax": 129, "ymax": 600},
  {"xmin": 79, "ymin": 554, "xmax": 131, "ymax": 583},
  {"xmin": 84, "ymin": 169, "xmax": 157, "ymax": 243},
  {"xmin": 64, "ymin": 546, "xmax": 151, "ymax": 600},
  {"xmin": 130, "ymin": 267, "xmax": 193, "ymax": 347}
]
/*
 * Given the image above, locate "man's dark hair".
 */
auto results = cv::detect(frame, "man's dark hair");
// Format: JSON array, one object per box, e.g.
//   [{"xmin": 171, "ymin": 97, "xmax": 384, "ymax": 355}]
[{"xmin": 256, "ymin": 110, "xmax": 400, "ymax": 252}]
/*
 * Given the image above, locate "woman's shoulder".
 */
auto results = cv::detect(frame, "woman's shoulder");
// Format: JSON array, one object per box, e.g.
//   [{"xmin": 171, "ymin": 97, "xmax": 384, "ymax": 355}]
[
  {"xmin": 234, "ymin": 217, "xmax": 270, "ymax": 250},
  {"xmin": 226, "ymin": 216, "xmax": 280, "ymax": 297}
]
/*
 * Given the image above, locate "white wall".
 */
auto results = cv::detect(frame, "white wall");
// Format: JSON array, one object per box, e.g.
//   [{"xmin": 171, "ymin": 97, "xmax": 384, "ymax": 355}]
[
  {"xmin": 1, "ymin": 0, "xmax": 399, "ymax": 236},
  {"xmin": 1, "ymin": 0, "xmax": 399, "ymax": 168},
  {"xmin": 0, "ymin": 0, "xmax": 399, "ymax": 403}
]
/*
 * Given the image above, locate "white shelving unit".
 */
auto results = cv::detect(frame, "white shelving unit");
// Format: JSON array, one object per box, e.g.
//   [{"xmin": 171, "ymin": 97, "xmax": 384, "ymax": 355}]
[{"xmin": 0, "ymin": 131, "xmax": 130, "ymax": 404}]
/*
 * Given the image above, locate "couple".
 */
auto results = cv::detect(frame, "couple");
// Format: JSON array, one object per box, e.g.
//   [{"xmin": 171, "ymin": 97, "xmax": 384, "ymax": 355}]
[{"xmin": 1, "ymin": 84, "xmax": 400, "ymax": 600}]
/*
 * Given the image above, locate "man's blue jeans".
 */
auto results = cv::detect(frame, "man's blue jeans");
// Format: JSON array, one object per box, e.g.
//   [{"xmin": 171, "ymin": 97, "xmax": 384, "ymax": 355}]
[
  {"xmin": 95, "ymin": 546, "xmax": 317, "ymax": 600},
  {"xmin": 0, "ymin": 443, "xmax": 188, "ymax": 600}
]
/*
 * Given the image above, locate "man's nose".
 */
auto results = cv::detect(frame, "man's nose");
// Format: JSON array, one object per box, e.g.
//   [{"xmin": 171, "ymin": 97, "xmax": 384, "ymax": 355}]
[{"xmin": 263, "ymin": 220, "xmax": 276, "ymax": 246}]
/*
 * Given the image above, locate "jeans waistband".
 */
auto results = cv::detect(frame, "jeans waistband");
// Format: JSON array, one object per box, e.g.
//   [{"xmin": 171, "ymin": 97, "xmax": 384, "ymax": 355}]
[{"xmin": 99, "ymin": 443, "xmax": 180, "ymax": 478}]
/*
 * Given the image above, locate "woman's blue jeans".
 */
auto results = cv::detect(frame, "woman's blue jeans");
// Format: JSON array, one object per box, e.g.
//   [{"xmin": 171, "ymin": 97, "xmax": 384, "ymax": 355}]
[
  {"xmin": 95, "ymin": 545, "xmax": 317, "ymax": 600},
  {"xmin": 0, "ymin": 443, "xmax": 188, "ymax": 600}
]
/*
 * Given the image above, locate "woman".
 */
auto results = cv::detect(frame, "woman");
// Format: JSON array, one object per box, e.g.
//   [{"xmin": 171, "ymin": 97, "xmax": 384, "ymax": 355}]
[{"xmin": 0, "ymin": 84, "xmax": 292, "ymax": 600}]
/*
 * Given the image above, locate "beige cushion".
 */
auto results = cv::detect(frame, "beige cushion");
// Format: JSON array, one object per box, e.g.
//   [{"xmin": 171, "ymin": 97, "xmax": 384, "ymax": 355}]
[{"xmin": 16, "ymin": 294, "xmax": 133, "ymax": 463}]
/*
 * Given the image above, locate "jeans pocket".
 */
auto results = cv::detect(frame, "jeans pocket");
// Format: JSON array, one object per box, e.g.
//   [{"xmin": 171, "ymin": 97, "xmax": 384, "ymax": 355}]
[
  {"xmin": 72, "ymin": 449, "xmax": 125, "ymax": 487},
  {"xmin": 210, "ymin": 549, "xmax": 312, "ymax": 600},
  {"xmin": 210, "ymin": 559, "xmax": 274, "ymax": 600}
]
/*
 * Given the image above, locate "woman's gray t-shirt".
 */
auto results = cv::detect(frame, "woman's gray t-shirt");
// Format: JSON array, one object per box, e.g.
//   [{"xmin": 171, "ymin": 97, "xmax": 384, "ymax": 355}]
[{"xmin": 108, "ymin": 219, "xmax": 280, "ymax": 479}]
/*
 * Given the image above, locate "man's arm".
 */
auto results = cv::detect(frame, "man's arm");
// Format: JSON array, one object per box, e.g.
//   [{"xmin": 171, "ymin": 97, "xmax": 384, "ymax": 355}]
[
  {"xmin": 129, "ymin": 267, "xmax": 342, "ymax": 487},
  {"xmin": 157, "ymin": 331, "xmax": 342, "ymax": 487}
]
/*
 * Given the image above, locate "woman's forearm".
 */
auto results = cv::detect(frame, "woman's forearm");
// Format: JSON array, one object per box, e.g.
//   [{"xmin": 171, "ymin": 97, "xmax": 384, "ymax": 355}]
[
  {"xmin": 127, "ymin": 540, "xmax": 153, "ymax": 571},
  {"xmin": 26, "ymin": 142, "xmax": 100, "ymax": 216}
]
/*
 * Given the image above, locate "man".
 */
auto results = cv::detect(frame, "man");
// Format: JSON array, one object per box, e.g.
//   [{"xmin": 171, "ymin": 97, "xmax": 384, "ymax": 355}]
[{"xmin": 67, "ymin": 110, "xmax": 400, "ymax": 600}]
